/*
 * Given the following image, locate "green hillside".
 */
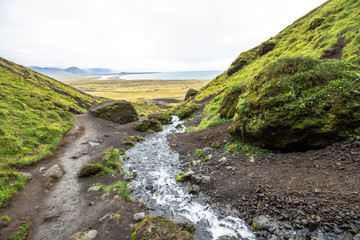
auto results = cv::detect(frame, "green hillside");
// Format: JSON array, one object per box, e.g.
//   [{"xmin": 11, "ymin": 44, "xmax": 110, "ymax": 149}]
[
  {"xmin": 179, "ymin": 0, "xmax": 360, "ymax": 150},
  {"xmin": 0, "ymin": 57, "xmax": 102, "ymax": 205}
]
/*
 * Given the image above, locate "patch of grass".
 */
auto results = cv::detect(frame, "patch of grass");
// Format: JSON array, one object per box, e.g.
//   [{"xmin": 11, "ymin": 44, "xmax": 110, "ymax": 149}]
[
  {"xmin": 7, "ymin": 220, "xmax": 31, "ymax": 240},
  {"xmin": 133, "ymin": 99, "xmax": 162, "ymax": 116},
  {"xmin": 1, "ymin": 215, "xmax": 10, "ymax": 223},
  {"xmin": 99, "ymin": 147, "xmax": 124, "ymax": 176},
  {"xmin": 92, "ymin": 181, "xmax": 133, "ymax": 201},
  {"xmin": 0, "ymin": 57, "xmax": 101, "ymax": 206},
  {"xmin": 175, "ymin": 172, "xmax": 185, "ymax": 182},
  {"xmin": 225, "ymin": 140, "xmax": 270, "ymax": 156},
  {"xmin": 193, "ymin": 149, "xmax": 204, "ymax": 158},
  {"xmin": 197, "ymin": 114, "xmax": 230, "ymax": 131}
]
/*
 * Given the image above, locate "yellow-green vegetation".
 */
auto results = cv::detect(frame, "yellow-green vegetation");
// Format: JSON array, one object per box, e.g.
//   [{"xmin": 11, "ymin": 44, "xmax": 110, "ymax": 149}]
[
  {"xmin": 134, "ymin": 99, "xmax": 162, "ymax": 116},
  {"xmin": 63, "ymin": 78, "xmax": 210, "ymax": 101},
  {"xmin": 78, "ymin": 163, "xmax": 104, "ymax": 178},
  {"xmin": 148, "ymin": 112, "xmax": 172, "ymax": 124},
  {"xmin": 225, "ymin": 140, "xmax": 270, "ymax": 156},
  {"xmin": 1, "ymin": 215, "xmax": 10, "ymax": 223},
  {"xmin": 134, "ymin": 119, "xmax": 163, "ymax": 132},
  {"xmin": 131, "ymin": 216, "xmax": 195, "ymax": 240},
  {"xmin": 181, "ymin": 0, "xmax": 360, "ymax": 151},
  {"xmin": 176, "ymin": 172, "xmax": 185, "ymax": 182},
  {"xmin": 171, "ymin": 102, "xmax": 200, "ymax": 119},
  {"xmin": 100, "ymin": 147, "xmax": 124, "ymax": 175},
  {"xmin": 0, "ymin": 57, "xmax": 101, "ymax": 206},
  {"xmin": 193, "ymin": 149, "xmax": 204, "ymax": 158},
  {"xmin": 229, "ymin": 57, "xmax": 360, "ymax": 151},
  {"xmin": 7, "ymin": 220, "xmax": 31, "ymax": 240},
  {"xmin": 92, "ymin": 181, "xmax": 132, "ymax": 201}
]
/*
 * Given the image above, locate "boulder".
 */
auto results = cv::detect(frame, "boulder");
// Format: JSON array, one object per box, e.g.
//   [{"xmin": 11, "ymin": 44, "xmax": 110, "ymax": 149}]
[
  {"xmin": 177, "ymin": 103, "xmax": 200, "ymax": 119},
  {"xmin": 185, "ymin": 88, "xmax": 198, "ymax": 101},
  {"xmin": 252, "ymin": 215, "xmax": 272, "ymax": 231},
  {"xmin": 133, "ymin": 212, "xmax": 146, "ymax": 222},
  {"xmin": 42, "ymin": 164, "xmax": 63, "ymax": 183},
  {"xmin": 189, "ymin": 185, "xmax": 200, "ymax": 194},
  {"xmin": 131, "ymin": 216, "xmax": 195, "ymax": 240},
  {"xmin": 90, "ymin": 101, "xmax": 139, "ymax": 124},
  {"xmin": 67, "ymin": 230, "xmax": 97, "ymax": 240},
  {"xmin": 134, "ymin": 119, "xmax": 163, "ymax": 132},
  {"xmin": 148, "ymin": 112, "xmax": 172, "ymax": 124},
  {"xmin": 78, "ymin": 163, "xmax": 104, "ymax": 178},
  {"xmin": 170, "ymin": 215, "xmax": 195, "ymax": 232},
  {"xmin": 229, "ymin": 57, "xmax": 360, "ymax": 152}
]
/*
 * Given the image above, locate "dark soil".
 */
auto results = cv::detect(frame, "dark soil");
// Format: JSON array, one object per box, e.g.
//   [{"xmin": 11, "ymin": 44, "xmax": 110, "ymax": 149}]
[
  {"xmin": 168, "ymin": 123, "xmax": 360, "ymax": 239},
  {"xmin": 0, "ymin": 112, "xmax": 147, "ymax": 240}
]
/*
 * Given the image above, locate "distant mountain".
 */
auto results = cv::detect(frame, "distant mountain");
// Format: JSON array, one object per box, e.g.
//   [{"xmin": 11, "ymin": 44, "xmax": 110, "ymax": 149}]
[
  {"xmin": 28, "ymin": 66, "xmax": 89, "ymax": 78},
  {"xmin": 65, "ymin": 66, "xmax": 87, "ymax": 75},
  {"xmin": 85, "ymin": 68, "xmax": 112, "ymax": 74}
]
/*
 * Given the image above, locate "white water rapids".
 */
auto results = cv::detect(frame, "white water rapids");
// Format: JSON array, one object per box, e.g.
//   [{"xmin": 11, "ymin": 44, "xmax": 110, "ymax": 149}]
[{"xmin": 124, "ymin": 116, "xmax": 256, "ymax": 240}]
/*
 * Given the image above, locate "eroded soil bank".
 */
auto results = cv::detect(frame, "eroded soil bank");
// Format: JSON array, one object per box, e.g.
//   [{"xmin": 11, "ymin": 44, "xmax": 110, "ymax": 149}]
[
  {"xmin": 0, "ymin": 113, "xmax": 146, "ymax": 240},
  {"xmin": 168, "ymin": 122, "xmax": 360, "ymax": 239}
]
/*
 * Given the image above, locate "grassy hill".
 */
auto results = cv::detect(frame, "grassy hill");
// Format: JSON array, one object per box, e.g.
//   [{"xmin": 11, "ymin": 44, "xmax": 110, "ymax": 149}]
[
  {"xmin": 176, "ymin": 0, "xmax": 360, "ymax": 150},
  {"xmin": 0, "ymin": 57, "xmax": 102, "ymax": 205}
]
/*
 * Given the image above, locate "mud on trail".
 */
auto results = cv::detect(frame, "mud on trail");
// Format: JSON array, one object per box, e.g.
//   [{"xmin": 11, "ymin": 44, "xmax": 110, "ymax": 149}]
[{"xmin": 0, "ymin": 113, "xmax": 146, "ymax": 240}]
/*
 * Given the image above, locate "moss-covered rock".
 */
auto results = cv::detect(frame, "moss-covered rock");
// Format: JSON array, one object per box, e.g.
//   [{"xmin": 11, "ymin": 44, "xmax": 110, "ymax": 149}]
[
  {"xmin": 229, "ymin": 57, "xmax": 360, "ymax": 152},
  {"xmin": 185, "ymin": 88, "xmax": 198, "ymax": 101},
  {"xmin": 90, "ymin": 101, "xmax": 139, "ymax": 124},
  {"xmin": 131, "ymin": 216, "xmax": 195, "ymax": 240},
  {"xmin": 134, "ymin": 119, "xmax": 163, "ymax": 132},
  {"xmin": 148, "ymin": 112, "xmax": 172, "ymax": 124},
  {"xmin": 219, "ymin": 85, "xmax": 246, "ymax": 119},
  {"xmin": 255, "ymin": 41, "xmax": 276, "ymax": 58},
  {"xmin": 78, "ymin": 163, "xmax": 104, "ymax": 178},
  {"xmin": 177, "ymin": 103, "xmax": 200, "ymax": 119}
]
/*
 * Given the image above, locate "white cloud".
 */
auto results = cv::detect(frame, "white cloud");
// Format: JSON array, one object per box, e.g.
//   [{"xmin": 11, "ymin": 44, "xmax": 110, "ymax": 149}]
[{"xmin": 0, "ymin": 0, "xmax": 327, "ymax": 71}]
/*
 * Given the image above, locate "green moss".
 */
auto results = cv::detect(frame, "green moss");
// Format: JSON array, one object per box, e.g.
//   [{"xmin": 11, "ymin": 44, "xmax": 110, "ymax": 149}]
[
  {"xmin": 134, "ymin": 119, "xmax": 163, "ymax": 132},
  {"xmin": 176, "ymin": 172, "xmax": 185, "ymax": 182},
  {"xmin": 148, "ymin": 112, "xmax": 172, "ymax": 124},
  {"xmin": 0, "ymin": 57, "xmax": 101, "ymax": 205},
  {"xmin": 219, "ymin": 84, "xmax": 246, "ymax": 119},
  {"xmin": 131, "ymin": 216, "xmax": 195, "ymax": 240},
  {"xmin": 225, "ymin": 140, "xmax": 270, "ymax": 155},
  {"xmin": 230, "ymin": 57, "xmax": 360, "ymax": 151},
  {"xmin": 98, "ymin": 147, "xmax": 123, "ymax": 175},
  {"xmin": 177, "ymin": 103, "xmax": 201, "ymax": 119},
  {"xmin": 7, "ymin": 220, "xmax": 31, "ymax": 240},
  {"xmin": 193, "ymin": 149, "xmax": 204, "ymax": 158},
  {"xmin": 78, "ymin": 163, "xmax": 104, "ymax": 177},
  {"xmin": 184, "ymin": 88, "xmax": 199, "ymax": 100},
  {"xmin": 91, "ymin": 100, "xmax": 139, "ymax": 124}
]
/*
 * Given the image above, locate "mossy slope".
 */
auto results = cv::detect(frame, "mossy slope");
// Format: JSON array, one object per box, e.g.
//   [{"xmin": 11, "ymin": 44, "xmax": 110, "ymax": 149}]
[
  {"xmin": 185, "ymin": 0, "xmax": 360, "ymax": 151},
  {"xmin": 0, "ymin": 57, "xmax": 101, "ymax": 205}
]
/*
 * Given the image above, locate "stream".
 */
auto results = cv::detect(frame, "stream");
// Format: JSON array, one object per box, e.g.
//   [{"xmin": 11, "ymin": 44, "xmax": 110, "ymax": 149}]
[{"xmin": 124, "ymin": 116, "xmax": 255, "ymax": 240}]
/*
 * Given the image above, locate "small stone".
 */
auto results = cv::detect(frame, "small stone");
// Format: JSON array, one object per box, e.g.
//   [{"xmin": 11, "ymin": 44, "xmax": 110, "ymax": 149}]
[
  {"xmin": 133, "ymin": 212, "xmax": 146, "ymax": 222},
  {"xmin": 183, "ymin": 170, "xmax": 195, "ymax": 180},
  {"xmin": 42, "ymin": 165, "xmax": 63, "ymax": 182},
  {"xmin": 252, "ymin": 215, "xmax": 272, "ymax": 231},
  {"xmin": 44, "ymin": 212, "xmax": 61, "ymax": 222},
  {"xmin": 191, "ymin": 174, "xmax": 202, "ymax": 184},
  {"xmin": 218, "ymin": 157, "xmax": 227, "ymax": 164},
  {"xmin": 189, "ymin": 185, "xmax": 200, "ymax": 194},
  {"xmin": 39, "ymin": 167, "xmax": 46, "ymax": 172},
  {"xmin": 201, "ymin": 176, "xmax": 211, "ymax": 184},
  {"xmin": 88, "ymin": 186, "xmax": 101, "ymax": 192},
  {"xmin": 88, "ymin": 141, "xmax": 100, "ymax": 147},
  {"xmin": 123, "ymin": 171, "xmax": 135, "ymax": 180},
  {"xmin": 191, "ymin": 160, "xmax": 201, "ymax": 166},
  {"xmin": 314, "ymin": 188, "xmax": 320, "ymax": 194},
  {"xmin": 249, "ymin": 156, "xmax": 255, "ymax": 163},
  {"xmin": 99, "ymin": 213, "xmax": 113, "ymax": 223},
  {"xmin": 67, "ymin": 230, "xmax": 97, "ymax": 240},
  {"xmin": 18, "ymin": 172, "xmax": 33, "ymax": 180},
  {"xmin": 170, "ymin": 215, "xmax": 196, "ymax": 232}
]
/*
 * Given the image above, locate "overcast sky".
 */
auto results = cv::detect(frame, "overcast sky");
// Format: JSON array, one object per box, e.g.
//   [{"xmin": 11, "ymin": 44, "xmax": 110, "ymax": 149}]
[{"xmin": 0, "ymin": 0, "xmax": 327, "ymax": 71}]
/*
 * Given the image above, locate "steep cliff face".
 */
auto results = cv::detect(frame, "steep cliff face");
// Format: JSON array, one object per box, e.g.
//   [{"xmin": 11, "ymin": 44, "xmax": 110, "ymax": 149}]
[{"xmin": 182, "ymin": 0, "xmax": 360, "ymax": 151}]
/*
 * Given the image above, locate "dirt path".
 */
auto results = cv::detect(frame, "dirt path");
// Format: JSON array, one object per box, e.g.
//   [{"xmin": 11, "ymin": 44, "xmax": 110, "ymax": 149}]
[{"xmin": 0, "ymin": 113, "xmax": 146, "ymax": 240}]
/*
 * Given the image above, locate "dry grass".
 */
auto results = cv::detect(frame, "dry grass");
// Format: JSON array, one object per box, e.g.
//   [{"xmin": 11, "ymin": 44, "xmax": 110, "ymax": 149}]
[{"xmin": 63, "ymin": 78, "xmax": 211, "ymax": 101}]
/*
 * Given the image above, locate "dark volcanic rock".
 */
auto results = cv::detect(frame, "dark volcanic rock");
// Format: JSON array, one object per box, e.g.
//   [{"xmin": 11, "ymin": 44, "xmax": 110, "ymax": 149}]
[{"xmin": 90, "ymin": 100, "xmax": 139, "ymax": 124}]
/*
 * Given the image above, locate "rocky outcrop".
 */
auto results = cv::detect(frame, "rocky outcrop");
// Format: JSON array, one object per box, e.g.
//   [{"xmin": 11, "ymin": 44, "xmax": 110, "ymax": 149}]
[
  {"xmin": 170, "ymin": 215, "xmax": 195, "ymax": 233},
  {"xmin": 219, "ymin": 86, "xmax": 245, "ymax": 119},
  {"xmin": 134, "ymin": 119, "xmax": 163, "ymax": 132},
  {"xmin": 90, "ymin": 101, "xmax": 139, "ymax": 124},
  {"xmin": 185, "ymin": 88, "xmax": 198, "ymax": 101},
  {"xmin": 131, "ymin": 216, "xmax": 195, "ymax": 240},
  {"xmin": 78, "ymin": 163, "xmax": 104, "ymax": 178},
  {"xmin": 148, "ymin": 112, "xmax": 172, "ymax": 124},
  {"xmin": 229, "ymin": 57, "xmax": 360, "ymax": 151}
]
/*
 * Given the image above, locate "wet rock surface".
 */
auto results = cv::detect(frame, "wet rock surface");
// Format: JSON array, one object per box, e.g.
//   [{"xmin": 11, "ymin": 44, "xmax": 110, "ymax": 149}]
[{"xmin": 169, "ymin": 126, "xmax": 360, "ymax": 239}]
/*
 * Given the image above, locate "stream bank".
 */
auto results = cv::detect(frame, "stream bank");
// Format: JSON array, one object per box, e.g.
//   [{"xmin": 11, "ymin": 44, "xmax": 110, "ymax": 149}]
[{"xmin": 168, "ymin": 122, "xmax": 360, "ymax": 240}]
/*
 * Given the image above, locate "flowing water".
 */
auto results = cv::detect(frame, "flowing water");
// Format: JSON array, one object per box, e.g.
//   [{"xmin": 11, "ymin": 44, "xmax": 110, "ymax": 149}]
[{"xmin": 124, "ymin": 117, "xmax": 255, "ymax": 240}]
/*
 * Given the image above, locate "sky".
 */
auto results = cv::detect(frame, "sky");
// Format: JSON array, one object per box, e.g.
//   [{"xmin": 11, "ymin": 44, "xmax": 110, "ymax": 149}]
[{"xmin": 0, "ymin": 0, "xmax": 328, "ymax": 72}]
